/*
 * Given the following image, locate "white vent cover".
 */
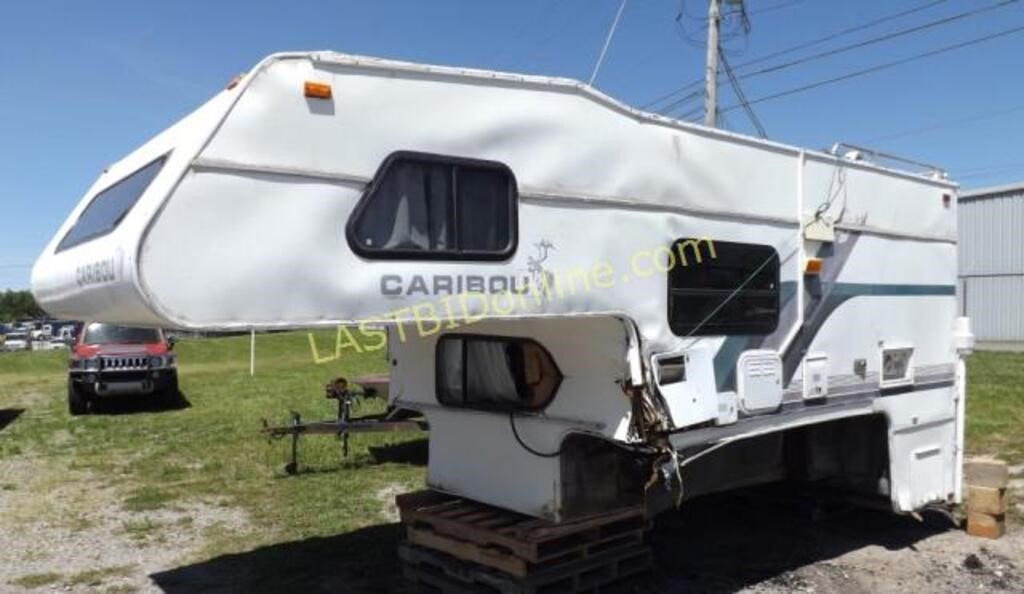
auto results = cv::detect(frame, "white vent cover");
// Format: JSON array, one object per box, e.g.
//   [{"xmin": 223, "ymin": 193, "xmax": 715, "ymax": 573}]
[
  {"xmin": 736, "ymin": 350, "xmax": 783, "ymax": 415},
  {"xmin": 880, "ymin": 344, "xmax": 914, "ymax": 389},
  {"xmin": 802, "ymin": 353, "xmax": 829, "ymax": 400}
]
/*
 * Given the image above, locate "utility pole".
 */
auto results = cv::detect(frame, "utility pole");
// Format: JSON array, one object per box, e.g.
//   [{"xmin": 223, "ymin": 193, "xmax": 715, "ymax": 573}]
[{"xmin": 703, "ymin": 0, "xmax": 721, "ymax": 127}]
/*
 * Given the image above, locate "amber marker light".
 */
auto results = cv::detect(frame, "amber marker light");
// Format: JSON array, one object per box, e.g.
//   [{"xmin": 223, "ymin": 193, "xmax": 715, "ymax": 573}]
[
  {"xmin": 304, "ymin": 81, "xmax": 332, "ymax": 99},
  {"xmin": 804, "ymin": 257, "xmax": 824, "ymax": 275}
]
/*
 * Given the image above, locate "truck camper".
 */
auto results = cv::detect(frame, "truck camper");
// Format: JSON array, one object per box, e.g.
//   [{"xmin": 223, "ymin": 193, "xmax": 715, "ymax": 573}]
[{"xmin": 32, "ymin": 52, "xmax": 973, "ymax": 521}]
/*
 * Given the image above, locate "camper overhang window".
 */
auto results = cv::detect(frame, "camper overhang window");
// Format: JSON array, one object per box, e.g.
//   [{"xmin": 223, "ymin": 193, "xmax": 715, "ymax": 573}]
[
  {"xmin": 347, "ymin": 151, "xmax": 517, "ymax": 260},
  {"xmin": 435, "ymin": 335, "xmax": 562, "ymax": 412},
  {"xmin": 668, "ymin": 239, "xmax": 780, "ymax": 336},
  {"xmin": 56, "ymin": 155, "xmax": 168, "ymax": 252}
]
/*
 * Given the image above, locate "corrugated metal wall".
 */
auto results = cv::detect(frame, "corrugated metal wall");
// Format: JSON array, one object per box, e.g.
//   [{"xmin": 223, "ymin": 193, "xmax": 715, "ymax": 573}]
[{"xmin": 958, "ymin": 186, "xmax": 1024, "ymax": 342}]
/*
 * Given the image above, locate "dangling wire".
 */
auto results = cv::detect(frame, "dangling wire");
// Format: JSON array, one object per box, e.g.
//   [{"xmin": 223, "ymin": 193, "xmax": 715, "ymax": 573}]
[{"xmin": 509, "ymin": 412, "xmax": 563, "ymax": 458}]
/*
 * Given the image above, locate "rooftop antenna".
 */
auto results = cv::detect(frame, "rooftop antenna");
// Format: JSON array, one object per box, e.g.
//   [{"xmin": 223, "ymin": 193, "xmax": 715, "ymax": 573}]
[{"xmin": 589, "ymin": 0, "xmax": 629, "ymax": 86}]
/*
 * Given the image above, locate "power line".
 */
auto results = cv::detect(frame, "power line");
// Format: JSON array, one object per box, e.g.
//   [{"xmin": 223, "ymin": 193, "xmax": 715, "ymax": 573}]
[
  {"xmin": 719, "ymin": 48, "xmax": 767, "ymax": 138},
  {"xmin": 956, "ymin": 161, "xmax": 1024, "ymax": 180},
  {"xmin": 736, "ymin": 0, "xmax": 949, "ymax": 70},
  {"xmin": 666, "ymin": 0, "xmax": 1015, "ymax": 105},
  {"xmin": 863, "ymin": 102, "xmax": 1024, "ymax": 143},
  {"xmin": 487, "ymin": 0, "xmax": 572, "ymax": 64},
  {"xmin": 746, "ymin": 0, "xmax": 805, "ymax": 17},
  {"xmin": 681, "ymin": 0, "xmax": 804, "ymax": 21},
  {"xmin": 655, "ymin": 87, "xmax": 706, "ymax": 115},
  {"xmin": 734, "ymin": 0, "xmax": 1019, "ymax": 82},
  {"xmin": 719, "ymin": 23, "xmax": 1024, "ymax": 114},
  {"xmin": 642, "ymin": 0, "xmax": 949, "ymax": 110}
]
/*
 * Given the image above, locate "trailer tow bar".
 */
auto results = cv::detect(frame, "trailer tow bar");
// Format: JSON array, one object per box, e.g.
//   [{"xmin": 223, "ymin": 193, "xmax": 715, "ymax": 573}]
[{"xmin": 261, "ymin": 376, "xmax": 427, "ymax": 475}]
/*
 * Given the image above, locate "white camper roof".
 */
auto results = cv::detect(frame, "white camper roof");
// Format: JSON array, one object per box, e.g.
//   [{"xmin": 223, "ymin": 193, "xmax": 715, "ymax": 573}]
[{"xmin": 32, "ymin": 51, "xmax": 958, "ymax": 329}]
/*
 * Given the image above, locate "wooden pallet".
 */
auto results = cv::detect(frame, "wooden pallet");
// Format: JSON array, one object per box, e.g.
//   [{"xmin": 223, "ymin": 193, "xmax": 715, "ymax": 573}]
[
  {"xmin": 406, "ymin": 522, "xmax": 646, "ymax": 578},
  {"xmin": 400, "ymin": 541, "xmax": 652, "ymax": 594},
  {"xmin": 396, "ymin": 490, "xmax": 648, "ymax": 573}
]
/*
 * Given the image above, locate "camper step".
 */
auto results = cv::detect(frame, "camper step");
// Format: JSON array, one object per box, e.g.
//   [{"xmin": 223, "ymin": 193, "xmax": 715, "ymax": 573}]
[
  {"xmin": 399, "ymin": 541, "xmax": 652, "ymax": 594},
  {"xmin": 396, "ymin": 490, "xmax": 648, "ymax": 565}
]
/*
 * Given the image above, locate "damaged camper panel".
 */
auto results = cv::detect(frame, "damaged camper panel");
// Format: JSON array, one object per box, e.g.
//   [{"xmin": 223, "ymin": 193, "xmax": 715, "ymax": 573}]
[{"xmin": 32, "ymin": 52, "xmax": 970, "ymax": 521}]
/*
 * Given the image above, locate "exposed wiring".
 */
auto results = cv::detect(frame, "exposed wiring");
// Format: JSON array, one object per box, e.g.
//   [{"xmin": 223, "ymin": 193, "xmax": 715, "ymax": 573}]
[
  {"xmin": 808, "ymin": 157, "xmax": 848, "ymax": 228},
  {"xmin": 509, "ymin": 412, "xmax": 563, "ymax": 458}
]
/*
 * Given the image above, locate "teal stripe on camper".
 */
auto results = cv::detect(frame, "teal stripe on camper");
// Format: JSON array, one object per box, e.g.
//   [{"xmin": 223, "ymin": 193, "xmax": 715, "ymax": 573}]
[
  {"xmin": 712, "ymin": 282, "xmax": 953, "ymax": 392},
  {"xmin": 712, "ymin": 281, "xmax": 797, "ymax": 392},
  {"xmin": 830, "ymin": 283, "xmax": 956, "ymax": 297}
]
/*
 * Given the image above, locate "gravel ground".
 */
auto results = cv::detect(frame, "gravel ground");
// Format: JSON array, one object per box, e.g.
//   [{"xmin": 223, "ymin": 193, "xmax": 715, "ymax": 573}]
[
  {"xmin": 0, "ymin": 456, "xmax": 248, "ymax": 594},
  {"xmin": 1, "ymin": 453, "xmax": 1020, "ymax": 593},
  {"xmin": 634, "ymin": 481, "xmax": 1024, "ymax": 594}
]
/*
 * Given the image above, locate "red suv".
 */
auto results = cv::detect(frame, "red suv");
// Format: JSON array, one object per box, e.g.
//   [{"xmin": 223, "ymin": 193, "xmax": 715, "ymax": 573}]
[{"xmin": 67, "ymin": 322, "xmax": 178, "ymax": 415}]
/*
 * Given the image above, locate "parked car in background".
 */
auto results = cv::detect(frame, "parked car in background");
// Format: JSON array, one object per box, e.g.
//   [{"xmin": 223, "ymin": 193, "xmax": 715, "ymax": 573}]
[
  {"xmin": 33, "ymin": 338, "xmax": 67, "ymax": 351},
  {"xmin": 56, "ymin": 325, "xmax": 77, "ymax": 345},
  {"xmin": 3, "ymin": 331, "xmax": 30, "ymax": 352},
  {"xmin": 67, "ymin": 322, "xmax": 178, "ymax": 415}
]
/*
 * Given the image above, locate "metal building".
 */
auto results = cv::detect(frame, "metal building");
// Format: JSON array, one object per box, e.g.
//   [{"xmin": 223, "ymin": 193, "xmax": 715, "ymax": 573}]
[{"xmin": 958, "ymin": 182, "xmax": 1024, "ymax": 344}]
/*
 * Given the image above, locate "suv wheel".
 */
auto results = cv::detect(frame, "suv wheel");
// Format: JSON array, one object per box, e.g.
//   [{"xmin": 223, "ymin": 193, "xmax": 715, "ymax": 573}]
[
  {"xmin": 160, "ymin": 372, "xmax": 181, "ymax": 407},
  {"xmin": 68, "ymin": 381, "xmax": 89, "ymax": 416}
]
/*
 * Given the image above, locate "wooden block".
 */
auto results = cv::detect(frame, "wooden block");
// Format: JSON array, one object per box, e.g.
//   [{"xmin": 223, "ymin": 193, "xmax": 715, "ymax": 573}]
[
  {"xmin": 967, "ymin": 485, "xmax": 1008, "ymax": 516},
  {"xmin": 965, "ymin": 457, "xmax": 1009, "ymax": 489},
  {"xmin": 966, "ymin": 511, "xmax": 1005, "ymax": 540}
]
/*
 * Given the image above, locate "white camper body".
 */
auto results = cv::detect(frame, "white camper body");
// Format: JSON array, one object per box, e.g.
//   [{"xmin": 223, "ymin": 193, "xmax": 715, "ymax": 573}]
[{"xmin": 33, "ymin": 52, "xmax": 973, "ymax": 521}]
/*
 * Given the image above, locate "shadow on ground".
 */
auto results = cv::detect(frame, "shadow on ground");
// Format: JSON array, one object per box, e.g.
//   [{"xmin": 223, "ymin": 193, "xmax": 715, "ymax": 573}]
[
  {"xmin": 149, "ymin": 483, "xmax": 956, "ymax": 593},
  {"xmin": 369, "ymin": 437, "xmax": 428, "ymax": 466},
  {"xmin": 150, "ymin": 523, "xmax": 406, "ymax": 594},
  {"xmin": 620, "ymin": 484, "xmax": 954, "ymax": 593},
  {"xmin": 0, "ymin": 408, "xmax": 24, "ymax": 432},
  {"xmin": 90, "ymin": 390, "xmax": 191, "ymax": 415}
]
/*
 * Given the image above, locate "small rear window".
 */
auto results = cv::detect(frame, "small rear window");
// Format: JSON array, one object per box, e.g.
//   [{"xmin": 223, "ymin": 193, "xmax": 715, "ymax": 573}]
[
  {"xmin": 435, "ymin": 335, "xmax": 562, "ymax": 412},
  {"xmin": 56, "ymin": 155, "xmax": 167, "ymax": 252}
]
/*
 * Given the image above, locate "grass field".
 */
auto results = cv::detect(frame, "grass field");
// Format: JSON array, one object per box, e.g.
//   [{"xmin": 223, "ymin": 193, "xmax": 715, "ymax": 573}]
[
  {"xmin": 0, "ymin": 331, "xmax": 421, "ymax": 592},
  {"xmin": 0, "ymin": 335, "xmax": 1021, "ymax": 592}
]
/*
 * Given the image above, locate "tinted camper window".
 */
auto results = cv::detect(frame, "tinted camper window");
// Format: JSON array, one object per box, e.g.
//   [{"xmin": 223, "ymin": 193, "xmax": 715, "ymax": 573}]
[
  {"xmin": 348, "ymin": 152, "xmax": 516, "ymax": 260},
  {"xmin": 57, "ymin": 156, "xmax": 167, "ymax": 252},
  {"xmin": 668, "ymin": 239, "xmax": 779, "ymax": 336},
  {"xmin": 436, "ymin": 335, "xmax": 561, "ymax": 412}
]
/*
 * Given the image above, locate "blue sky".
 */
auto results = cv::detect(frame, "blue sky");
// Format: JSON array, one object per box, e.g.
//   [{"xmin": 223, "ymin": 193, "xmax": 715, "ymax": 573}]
[{"xmin": 2, "ymin": 0, "xmax": 1023, "ymax": 289}]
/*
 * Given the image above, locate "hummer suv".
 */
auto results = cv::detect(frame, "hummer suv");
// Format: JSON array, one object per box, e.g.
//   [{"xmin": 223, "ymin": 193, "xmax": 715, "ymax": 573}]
[{"xmin": 67, "ymin": 322, "xmax": 178, "ymax": 415}]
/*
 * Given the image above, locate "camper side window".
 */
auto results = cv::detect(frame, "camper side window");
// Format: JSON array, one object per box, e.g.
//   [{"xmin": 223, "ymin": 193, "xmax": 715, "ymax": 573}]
[
  {"xmin": 348, "ymin": 152, "xmax": 517, "ymax": 260},
  {"xmin": 56, "ymin": 155, "xmax": 168, "ymax": 252},
  {"xmin": 436, "ymin": 335, "xmax": 562, "ymax": 412},
  {"xmin": 667, "ymin": 239, "xmax": 780, "ymax": 336}
]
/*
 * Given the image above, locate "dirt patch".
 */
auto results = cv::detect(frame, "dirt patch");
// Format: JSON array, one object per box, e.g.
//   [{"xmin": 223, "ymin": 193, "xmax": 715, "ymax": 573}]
[
  {"xmin": 375, "ymin": 482, "xmax": 419, "ymax": 523},
  {"xmin": 626, "ymin": 484, "xmax": 1024, "ymax": 594},
  {"xmin": 0, "ymin": 456, "xmax": 249, "ymax": 593}
]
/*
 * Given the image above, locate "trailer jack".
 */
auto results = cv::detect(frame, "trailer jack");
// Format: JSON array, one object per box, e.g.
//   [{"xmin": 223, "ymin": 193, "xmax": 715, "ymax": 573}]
[{"xmin": 261, "ymin": 376, "xmax": 427, "ymax": 475}]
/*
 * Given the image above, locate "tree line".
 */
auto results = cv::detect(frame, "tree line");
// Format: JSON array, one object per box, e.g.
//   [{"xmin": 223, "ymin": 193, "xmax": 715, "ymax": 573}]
[{"xmin": 0, "ymin": 290, "xmax": 45, "ymax": 323}]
